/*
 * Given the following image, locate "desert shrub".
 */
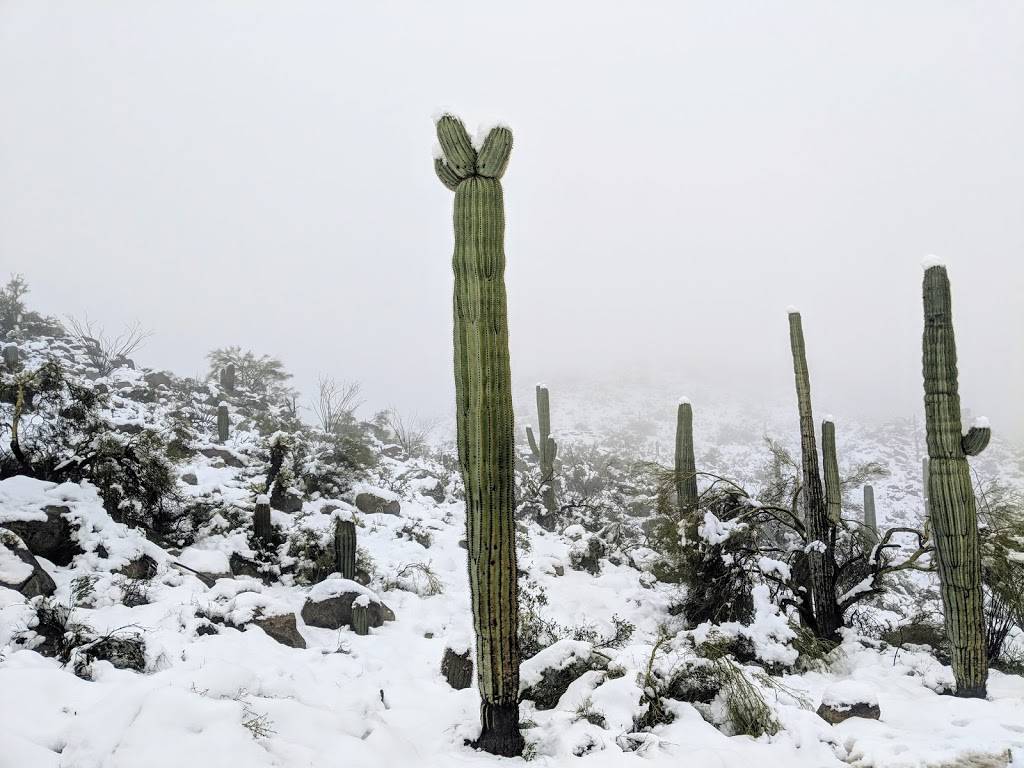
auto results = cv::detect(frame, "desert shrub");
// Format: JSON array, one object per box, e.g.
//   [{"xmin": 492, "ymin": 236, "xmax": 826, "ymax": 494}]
[
  {"xmin": 206, "ymin": 346, "xmax": 292, "ymax": 395},
  {"xmin": 0, "ymin": 275, "xmax": 64, "ymax": 338}
]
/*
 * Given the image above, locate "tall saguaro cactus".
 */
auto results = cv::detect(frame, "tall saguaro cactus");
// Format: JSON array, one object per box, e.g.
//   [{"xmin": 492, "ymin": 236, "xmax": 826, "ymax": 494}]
[
  {"xmin": 334, "ymin": 516, "xmax": 357, "ymax": 581},
  {"xmin": 922, "ymin": 263, "xmax": 990, "ymax": 698},
  {"xmin": 675, "ymin": 399, "xmax": 699, "ymax": 538},
  {"xmin": 788, "ymin": 310, "xmax": 842, "ymax": 640},
  {"xmin": 435, "ymin": 113, "xmax": 523, "ymax": 756},
  {"xmin": 526, "ymin": 384, "xmax": 558, "ymax": 519},
  {"xmin": 217, "ymin": 403, "xmax": 229, "ymax": 442},
  {"xmin": 821, "ymin": 418, "xmax": 842, "ymax": 526}
]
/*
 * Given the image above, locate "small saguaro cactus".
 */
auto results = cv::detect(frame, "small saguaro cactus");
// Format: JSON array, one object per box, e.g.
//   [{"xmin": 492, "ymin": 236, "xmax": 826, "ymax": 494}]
[
  {"xmin": 675, "ymin": 399, "xmax": 699, "ymax": 537},
  {"xmin": 253, "ymin": 494, "xmax": 272, "ymax": 545},
  {"xmin": 351, "ymin": 595, "xmax": 370, "ymax": 636},
  {"xmin": 435, "ymin": 112, "xmax": 523, "ymax": 756},
  {"xmin": 441, "ymin": 643, "xmax": 474, "ymax": 690},
  {"xmin": 821, "ymin": 417, "xmax": 842, "ymax": 526},
  {"xmin": 2, "ymin": 345, "xmax": 19, "ymax": 370},
  {"xmin": 334, "ymin": 515, "xmax": 357, "ymax": 581},
  {"xmin": 922, "ymin": 261, "xmax": 990, "ymax": 698},
  {"xmin": 863, "ymin": 485, "xmax": 878, "ymax": 544},
  {"xmin": 219, "ymin": 363, "xmax": 236, "ymax": 394},
  {"xmin": 526, "ymin": 384, "xmax": 558, "ymax": 519},
  {"xmin": 217, "ymin": 403, "xmax": 229, "ymax": 442},
  {"xmin": 788, "ymin": 309, "xmax": 842, "ymax": 640}
]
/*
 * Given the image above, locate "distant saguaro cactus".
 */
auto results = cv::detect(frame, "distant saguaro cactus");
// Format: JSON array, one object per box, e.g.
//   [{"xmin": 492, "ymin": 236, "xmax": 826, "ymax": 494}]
[
  {"xmin": 922, "ymin": 262, "xmax": 989, "ymax": 698},
  {"xmin": 219, "ymin": 363, "xmax": 236, "ymax": 394},
  {"xmin": 863, "ymin": 485, "xmax": 878, "ymax": 544},
  {"xmin": 253, "ymin": 494, "xmax": 272, "ymax": 545},
  {"xmin": 526, "ymin": 384, "xmax": 558, "ymax": 520},
  {"xmin": 2, "ymin": 345, "xmax": 19, "ymax": 370},
  {"xmin": 821, "ymin": 418, "xmax": 842, "ymax": 526},
  {"xmin": 334, "ymin": 516, "xmax": 357, "ymax": 581},
  {"xmin": 217, "ymin": 403, "xmax": 229, "ymax": 442},
  {"xmin": 788, "ymin": 309, "xmax": 842, "ymax": 640},
  {"xmin": 435, "ymin": 113, "xmax": 523, "ymax": 756},
  {"xmin": 674, "ymin": 399, "xmax": 699, "ymax": 538}
]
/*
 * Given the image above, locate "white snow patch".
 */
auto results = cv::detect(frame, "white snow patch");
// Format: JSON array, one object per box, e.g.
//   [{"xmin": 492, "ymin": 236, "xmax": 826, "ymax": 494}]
[
  {"xmin": 922, "ymin": 253, "xmax": 946, "ymax": 269},
  {"xmin": 519, "ymin": 639, "xmax": 594, "ymax": 693},
  {"xmin": 786, "ymin": 305, "xmax": 800, "ymax": 314},
  {"xmin": 821, "ymin": 679, "xmax": 878, "ymax": 709}
]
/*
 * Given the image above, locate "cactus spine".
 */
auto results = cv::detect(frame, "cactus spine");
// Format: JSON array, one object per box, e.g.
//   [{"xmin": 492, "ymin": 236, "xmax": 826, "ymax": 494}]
[
  {"xmin": 435, "ymin": 114, "xmax": 523, "ymax": 756},
  {"xmin": 863, "ymin": 485, "xmax": 878, "ymax": 544},
  {"xmin": 788, "ymin": 310, "xmax": 842, "ymax": 640},
  {"xmin": 334, "ymin": 517, "xmax": 357, "ymax": 580},
  {"xmin": 922, "ymin": 264, "xmax": 989, "ymax": 697},
  {"xmin": 217, "ymin": 403, "xmax": 229, "ymax": 442},
  {"xmin": 675, "ymin": 400, "xmax": 699, "ymax": 541},
  {"xmin": 253, "ymin": 495, "xmax": 272, "ymax": 545},
  {"xmin": 821, "ymin": 419, "xmax": 842, "ymax": 526},
  {"xmin": 526, "ymin": 385, "xmax": 558, "ymax": 519}
]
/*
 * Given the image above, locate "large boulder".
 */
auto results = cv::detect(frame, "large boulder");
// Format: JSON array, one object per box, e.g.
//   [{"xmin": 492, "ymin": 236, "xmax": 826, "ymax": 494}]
[
  {"xmin": 301, "ymin": 578, "xmax": 394, "ymax": 630},
  {"xmin": 2, "ymin": 505, "xmax": 82, "ymax": 565},
  {"xmin": 199, "ymin": 447, "xmax": 247, "ymax": 468},
  {"xmin": 0, "ymin": 530, "xmax": 55, "ymax": 597},
  {"xmin": 520, "ymin": 640, "xmax": 606, "ymax": 710},
  {"xmin": 354, "ymin": 491, "xmax": 400, "ymax": 517},
  {"xmin": 251, "ymin": 613, "xmax": 306, "ymax": 649},
  {"xmin": 817, "ymin": 681, "xmax": 881, "ymax": 725}
]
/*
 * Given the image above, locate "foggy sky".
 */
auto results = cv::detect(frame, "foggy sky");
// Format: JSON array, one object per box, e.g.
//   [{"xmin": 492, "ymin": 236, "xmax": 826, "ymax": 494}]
[{"xmin": 1, "ymin": 2, "xmax": 1022, "ymax": 438}]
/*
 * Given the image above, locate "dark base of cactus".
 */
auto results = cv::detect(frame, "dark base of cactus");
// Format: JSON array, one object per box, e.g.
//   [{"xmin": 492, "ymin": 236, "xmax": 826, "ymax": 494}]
[
  {"xmin": 470, "ymin": 701, "xmax": 523, "ymax": 757},
  {"xmin": 953, "ymin": 683, "xmax": 987, "ymax": 699}
]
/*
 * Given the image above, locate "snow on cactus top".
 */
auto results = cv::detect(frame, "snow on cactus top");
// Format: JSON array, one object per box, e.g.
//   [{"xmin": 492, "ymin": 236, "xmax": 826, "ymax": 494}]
[
  {"xmin": 972, "ymin": 416, "xmax": 990, "ymax": 429},
  {"xmin": 678, "ymin": 396, "xmax": 691, "ymax": 406},
  {"xmin": 921, "ymin": 254, "xmax": 946, "ymax": 269},
  {"xmin": 786, "ymin": 305, "xmax": 800, "ymax": 315}
]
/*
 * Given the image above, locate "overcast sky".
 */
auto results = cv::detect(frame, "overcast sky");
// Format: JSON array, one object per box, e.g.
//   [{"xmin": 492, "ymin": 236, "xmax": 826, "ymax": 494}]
[{"xmin": 1, "ymin": 2, "xmax": 1021, "ymax": 438}]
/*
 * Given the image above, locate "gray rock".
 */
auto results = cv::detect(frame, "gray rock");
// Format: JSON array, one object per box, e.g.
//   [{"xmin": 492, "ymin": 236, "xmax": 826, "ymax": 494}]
[
  {"xmin": 816, "ymin": 700, "xmax": 881, "ymax": 725},
  {"xmin": 441, "ymin": 646, "xmax": 473, "ymax": 690},
  {"xmin": 200, "ymin": 447, "xmax": 246, "ymax": 468},
  {"xmin": 301, "ymin": 587, "xmax": 394, "ymax": 630},
  {"xmin": 3, "ymin": 505, "xmax": 82, "ymax": 566},
  {"xmin": 355, "ymin": 492, "xmax": 400, "ymax": 517},
  {"xmin": 144, "ymin": 371, "xmax": 173, "ymax": 389},
  {"xmin": 116, "ymin": 554, "xmax": 158, "ymax": 581},
  {"xmin": 181, "ymin": 472, "xmax": 199, "ymax": 486},
  {"xmin": 0, "ymin": 530, "xmax": 56, "ymax": 597},
  {"xmin": 252, "ymin": 613, "xmax": 306, "ymax": 649},
  {"xmin": 520, "ymin": 640, "xmax": 607, "ymax": 710}
]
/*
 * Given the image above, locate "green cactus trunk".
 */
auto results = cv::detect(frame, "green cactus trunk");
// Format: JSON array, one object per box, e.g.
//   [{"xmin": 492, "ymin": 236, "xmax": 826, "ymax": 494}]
[
  {"xmin": 351, "ymin": 601, "xmax": 369, "ymax": 636},
  {"xmin": 922, "ymin": 265, "xmax": 989, "ymax": 698},
  {"xmin": 217, "ymin": 404, "xmax": 229, "ymax": 442},
  {"xmin": 526, "ymin": 385, "xmax": 558, "ymax": 521},
  {"xmin": 253, "ymin": 497, "xmax": 272, "ymax": 545},
  {"xmin": 788, "ymin": 311, "xmax": 842, "ymax": 640},
  {"xmin": 334, "ymin": 517, "xmax": 356, "ymax": 581},
  {"xmin": 436, "ymin": 114, "xmax": 523, "ymax": 756},
  {"xmin": 863, "ymin": 485, "xmax": 878, "ymax": 545},
  {"xmin": 674, "ymin": 400, "xmax": 699, "ymax": 540},
  {"xmin": 220, "ymin": 363, "xmax": 236, "ymax": 395},
  {"xmin": 821, "ymin": 419, "xmax": 842, "ymax": 526}
]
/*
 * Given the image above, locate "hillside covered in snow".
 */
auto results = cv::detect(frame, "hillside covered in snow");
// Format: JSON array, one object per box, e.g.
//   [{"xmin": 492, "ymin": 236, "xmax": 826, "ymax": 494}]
[{"xmin": 1, "ymin": 279, "xmax": 1023, "ymax": 768}]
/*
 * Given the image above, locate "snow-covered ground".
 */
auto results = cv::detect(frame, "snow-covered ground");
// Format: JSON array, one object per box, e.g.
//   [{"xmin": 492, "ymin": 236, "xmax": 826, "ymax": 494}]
[{"xmin": 1, "ymin": 352, "xmax": 1023, "ymax": 768}]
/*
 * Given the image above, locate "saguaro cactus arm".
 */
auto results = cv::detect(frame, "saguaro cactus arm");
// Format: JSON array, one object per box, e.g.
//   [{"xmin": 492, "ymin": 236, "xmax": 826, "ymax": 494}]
[
  {"xmin": 961, "ymin": 419, "xmax": 991, "ymax": 456},
  {"xmin": 821, "ymin": 418, "xmax": 842, "ymax": 526},
  {"xmin": 435, "ymin": 113, "xmax": 523, "ymax": 757}
]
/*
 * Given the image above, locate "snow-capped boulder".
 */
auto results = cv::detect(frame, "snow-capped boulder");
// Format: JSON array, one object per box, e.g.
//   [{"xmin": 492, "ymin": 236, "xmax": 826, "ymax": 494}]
[
  {"xmin": 2, "ymin": 504, "xmax": 81, "ymax": 566},
  {"xmin": 0, "ymin": 529, "xmax": 55, "ymax": 597},
  {"xmin": 354, "ymin": 489, "xmax": 401, "ymax": 516},
  {"xmin": 816, "ymin": 680, "xmax": 881, "ymax": 724},
  {"xmin": 300, "ymin": 578, "xmax": 394, "ymax": 630},
  {"xmin": 199, "ymin": 578, "xmax": 306, "ymax": 648},
  {"xmin": 441, "ymin": 631, "xmax": 473, "ymax": 690},
  {"xmin": 520, "ymin": 639, "xmax": 607, "ymax": 710}
]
